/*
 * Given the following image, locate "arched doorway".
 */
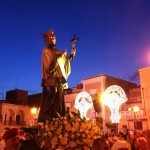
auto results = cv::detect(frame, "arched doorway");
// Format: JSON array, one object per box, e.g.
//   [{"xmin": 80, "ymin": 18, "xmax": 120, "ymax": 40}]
[
  {"xmin": 16, "ymin": 110, "xmax": 25, "ymax": 126},
  {"xmin": 4, "ymin": 109, "xmax": 15, "ymax": 125}
]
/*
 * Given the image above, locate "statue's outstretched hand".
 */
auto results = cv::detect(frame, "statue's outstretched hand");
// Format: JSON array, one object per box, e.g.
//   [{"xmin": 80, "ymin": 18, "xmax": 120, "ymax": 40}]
[{"xmin": 71, "ymin": 47, "xmax": 76, "ymax": 56}]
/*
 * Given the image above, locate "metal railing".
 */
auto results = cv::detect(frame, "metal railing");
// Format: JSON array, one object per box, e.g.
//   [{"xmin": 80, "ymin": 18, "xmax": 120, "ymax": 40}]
[{"xmin": 3, "ymin": 120, "xmax": 26, "ymax": 126}]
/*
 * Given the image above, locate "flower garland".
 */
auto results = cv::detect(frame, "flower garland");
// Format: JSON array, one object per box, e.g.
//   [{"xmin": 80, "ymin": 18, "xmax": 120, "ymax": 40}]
[{"xmin": 35, "ymin": 112, "xmax": 101, "ymax": 150}]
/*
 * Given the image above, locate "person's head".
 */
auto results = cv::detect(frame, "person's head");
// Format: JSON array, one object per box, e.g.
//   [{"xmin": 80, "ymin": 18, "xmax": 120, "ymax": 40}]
[
  {"xmin": 21, "ymin": 128, "xmax": 34, "ymax": 140},
  {"xmin": 92, "ymin": 137, "xmax": 110, "ymax": 150},
  {"xmin": 18, "ymin": 139, "xmax": 41, "ymax": 150},
  {"xmin": 134, "ymin": 130, "xmax": 142, "ymax": 138},
  {"xmin": 43, "ymin": 29, "xmax": 56, "ymax": 47},
  {"xmin": 137, "ymin": 137, "xmax": 148, "ymax": 150},
  {"xmin": 2, "ymin": 128, "xmax": 19, "ymax": 150},
  {"xmin": 4, "ymin": 127, "xmax": 10, "ymax": 131},
  {"xmin": 118, "ymin": 131, "xmax": 127, "ymax": 140}
]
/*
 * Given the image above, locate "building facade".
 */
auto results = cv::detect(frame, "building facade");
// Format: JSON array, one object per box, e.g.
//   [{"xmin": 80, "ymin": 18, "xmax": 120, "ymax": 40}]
[
  {"xmin": 64, "ymin": 74, "xmax": 146, "ymax": 131},
  {"xmin": 0, "ymin": 66, "xmax": 150, "ymax": 135},
  {"xmin": 0, "ymin": 90, "xmax": 38, "ymax": 136}
]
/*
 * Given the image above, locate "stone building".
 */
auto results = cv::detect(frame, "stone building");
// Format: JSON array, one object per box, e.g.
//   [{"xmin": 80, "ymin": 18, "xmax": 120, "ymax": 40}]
[
  {"xmin": 0, "ymin": 90, "xmax": 38, "ymax": 136},
  {"xmin": 64, "ymin": 74, "xmax": 143, "ymax": 131},
  {"xmin": 139, "ymin": 66, "xmax": 150, "ymax": 129}
]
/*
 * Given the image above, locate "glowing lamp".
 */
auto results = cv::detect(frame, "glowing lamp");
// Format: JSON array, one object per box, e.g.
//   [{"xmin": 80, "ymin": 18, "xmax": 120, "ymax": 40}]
[
  {"xmin": 128, "ymin": 106, "xmax": 139, "ymax": 113},
  {"xmin": 31, "ymin": 107, "xmax": 39, "ymax": 118},
  {"xmin": 133, "ymin": 106, "xmax": 139, "ymax": 113},
  {"xmin": 31, "ymin": 107, "xmax": 37, "ymax": 114},
  {"xmin": 128, "ymin": 107, "xmax": 132, "ymax": 112}
]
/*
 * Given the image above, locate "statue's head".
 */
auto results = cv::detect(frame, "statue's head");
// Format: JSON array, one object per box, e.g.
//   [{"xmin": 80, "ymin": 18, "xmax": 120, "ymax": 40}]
[{"xmin": 42, "ymin": 29, "xmax": 56, "ymax": 47}]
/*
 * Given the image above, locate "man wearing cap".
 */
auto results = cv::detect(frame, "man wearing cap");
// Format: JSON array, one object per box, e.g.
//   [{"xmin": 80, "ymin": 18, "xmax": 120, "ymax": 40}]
[{"xmin": 2, "ymin": 128, "xmax": 19, "ymax": 150}]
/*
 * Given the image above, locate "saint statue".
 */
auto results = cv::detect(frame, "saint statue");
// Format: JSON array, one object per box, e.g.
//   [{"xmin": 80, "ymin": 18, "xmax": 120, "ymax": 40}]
[{"xmin": 38, "ymin": 29, "xmax": 78, "ymax": 122}]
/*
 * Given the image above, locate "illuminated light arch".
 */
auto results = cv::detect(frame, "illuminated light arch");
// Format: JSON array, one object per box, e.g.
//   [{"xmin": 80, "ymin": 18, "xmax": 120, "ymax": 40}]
[
  {"xmin": 74, "ymin": 92, "xmax": 93, "ymax": 119},
  {"xmin": 102, "ymin": 85, "xmax": 127, "ymax": 123}
]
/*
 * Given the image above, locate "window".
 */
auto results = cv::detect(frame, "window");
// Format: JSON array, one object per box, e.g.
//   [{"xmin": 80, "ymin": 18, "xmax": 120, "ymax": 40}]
[
  {"xmin": 4, "ymin": 114, "xmax": 7, "ymax": 124},
  {"xmin": 89, "ymin": 89, "xmax": 96, "ymax": 95},
  {"xmin": 16, "ymin": 115, "xmax": 20, "ymax": 125},
  {"xmin": 66, "ymin": 107, "xmax": 70, "ymax": 115},
  {"xmin": 134, "ymin": 121, "xmax": 143, "ymax": 130},
  {"xmin": 9, "ymin": 116, "xmax": 12, "ymax": 125},
  {"xmin": 122, "ymin": 125, "xmax": 127, "ymax": 129}
]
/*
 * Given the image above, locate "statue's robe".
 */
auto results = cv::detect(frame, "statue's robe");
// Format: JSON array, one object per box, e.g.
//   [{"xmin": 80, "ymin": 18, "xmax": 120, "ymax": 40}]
[{"xmin": 38, "ymin": 47, "xmax": 74, "ymax": 122}]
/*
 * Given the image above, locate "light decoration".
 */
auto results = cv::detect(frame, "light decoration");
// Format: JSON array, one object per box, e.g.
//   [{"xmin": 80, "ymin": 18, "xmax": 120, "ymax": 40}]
[
  {"xmin": 128, "ymin": 106, "xmax": 140, "ymax": 114},
  {"xmin": 128, "ymin": 106, "xmax": 140, "ymax": 130},
  {"xmin": 133, "ymin": 106, "xmax": 140, "ymax": 113},
  {"xmin": 31, "ymin": 107, "xmax": 39, "ymax": 118},
  {"xmin": 102, "ymin": 85, "xmax": 127, "ymax": 123},
  {"xmin": 74, "ymin": 92, "xmax": 93, "ymax": 119}
]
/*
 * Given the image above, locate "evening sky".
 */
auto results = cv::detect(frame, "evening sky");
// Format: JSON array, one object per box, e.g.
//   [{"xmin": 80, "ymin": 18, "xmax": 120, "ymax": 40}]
[{"xmin": 0, "ymin": 0, "xmax": 150, "ymax": 98}]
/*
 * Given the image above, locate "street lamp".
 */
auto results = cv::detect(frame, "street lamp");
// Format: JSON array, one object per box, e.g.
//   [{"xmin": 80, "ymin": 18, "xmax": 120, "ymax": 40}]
[
  {"xmin": 31, "ymin": 107, "xmax": 38, "ymax": 115},
  {"xmin": 128, "ymin": 106, "xmax": 140, "ymax": 130},
  {"xmin": 30, "ymin": 107, "xmax": 39, "ymax": 126}
]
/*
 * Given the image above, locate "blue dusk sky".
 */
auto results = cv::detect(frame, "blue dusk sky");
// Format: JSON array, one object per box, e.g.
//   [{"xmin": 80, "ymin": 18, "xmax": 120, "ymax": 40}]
[{"xmin": 0, "ymin": 0, "xmax": 150, "ymax": 99}]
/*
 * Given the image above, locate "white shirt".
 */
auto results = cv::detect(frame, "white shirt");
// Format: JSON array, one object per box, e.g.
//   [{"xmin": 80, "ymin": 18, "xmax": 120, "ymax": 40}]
[{"xmin": 111, "ymin": 140, "xmax": 131, "ymax": 150}]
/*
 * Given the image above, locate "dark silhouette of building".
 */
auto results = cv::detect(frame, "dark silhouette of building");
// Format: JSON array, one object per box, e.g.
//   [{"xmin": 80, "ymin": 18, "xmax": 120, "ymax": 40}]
[{"xmin": 6, "ymin": 89, "xmax": 28, "ymax": 105}]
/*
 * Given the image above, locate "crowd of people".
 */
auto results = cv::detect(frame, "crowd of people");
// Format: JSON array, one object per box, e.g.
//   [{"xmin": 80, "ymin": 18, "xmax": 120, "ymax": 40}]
[
  {"xmin": 92, "ymin": 130, "xmax": 150, "ymax": 150},
  {"xmin": 0, "ymin": 127, "xmax": 41, "ymax": 150},
  {"xmin": 1, "ymin": 127, "xmax": 150, "ymax": 150}
]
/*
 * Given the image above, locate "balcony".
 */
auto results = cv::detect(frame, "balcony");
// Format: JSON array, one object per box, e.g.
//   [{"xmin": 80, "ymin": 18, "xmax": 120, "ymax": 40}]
[{"xmin": 3, "ymin": 120, "xmax": 26, "ymax": 126}]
